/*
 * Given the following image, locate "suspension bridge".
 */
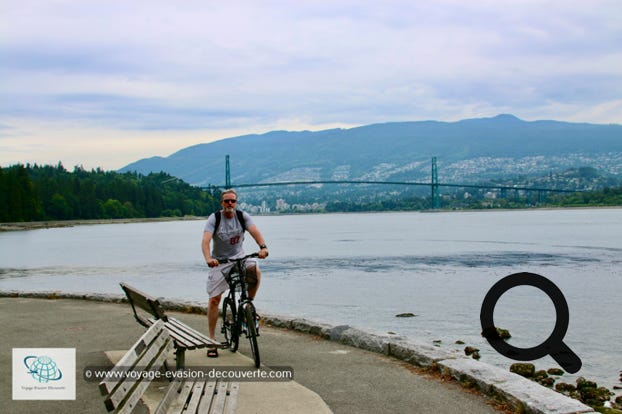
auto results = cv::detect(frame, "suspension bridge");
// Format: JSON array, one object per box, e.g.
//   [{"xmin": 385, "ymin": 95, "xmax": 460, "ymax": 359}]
[{"xmin": 203, "ymin": 155, "xmax": 581, "ymax": 209}]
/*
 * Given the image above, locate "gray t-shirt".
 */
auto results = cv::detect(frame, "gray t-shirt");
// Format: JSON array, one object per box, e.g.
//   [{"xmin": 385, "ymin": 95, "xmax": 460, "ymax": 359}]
[{"xmin": 204, "ymin": 210, "xmax": 254, "ymax": 260}]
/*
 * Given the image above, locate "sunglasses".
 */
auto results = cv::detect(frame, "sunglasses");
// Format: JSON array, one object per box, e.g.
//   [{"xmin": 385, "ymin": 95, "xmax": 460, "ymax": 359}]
[{"xmin": 223, "ymin": 199, "xmax": 237, "ymax": 204}]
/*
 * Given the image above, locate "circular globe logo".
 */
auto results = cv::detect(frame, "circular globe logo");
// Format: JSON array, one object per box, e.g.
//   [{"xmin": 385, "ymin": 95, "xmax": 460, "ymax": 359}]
[{"xmin": 24, "ymin": 355, "xmax": 63, "ymax": 383}]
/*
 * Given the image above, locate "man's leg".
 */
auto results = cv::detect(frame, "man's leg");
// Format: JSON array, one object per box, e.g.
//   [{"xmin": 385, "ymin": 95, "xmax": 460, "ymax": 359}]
[
  {"xmin": 207, "ymin": 293, "xmax": 222, "ymax": 339},
  {"xmin": 247, "ymin": 266, "xmax": 261, "ymax": 300}
]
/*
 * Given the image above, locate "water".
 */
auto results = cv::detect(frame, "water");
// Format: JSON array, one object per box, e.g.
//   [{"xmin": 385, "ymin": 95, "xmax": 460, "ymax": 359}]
[{"xmin": 1, "ymin": 209, "xmax": 621, "ymax": 392}]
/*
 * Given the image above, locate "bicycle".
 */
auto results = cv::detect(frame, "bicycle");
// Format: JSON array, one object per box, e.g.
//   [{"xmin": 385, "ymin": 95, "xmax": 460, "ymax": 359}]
[{"xmin": 220, "ymin": 253, "xmax": 261, "ymax": 368}]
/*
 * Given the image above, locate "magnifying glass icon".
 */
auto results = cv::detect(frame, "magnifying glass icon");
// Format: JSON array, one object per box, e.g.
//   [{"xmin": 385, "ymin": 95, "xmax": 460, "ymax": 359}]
[{"xmin": 480, "ymin": 272, "xmax": 582, "ymax": 374}]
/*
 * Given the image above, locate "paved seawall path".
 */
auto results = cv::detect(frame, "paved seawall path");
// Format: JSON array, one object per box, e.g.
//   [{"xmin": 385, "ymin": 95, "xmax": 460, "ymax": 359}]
[{"xmin": 1, "ymin": 291, "xmax": 596, "ymax": 414}]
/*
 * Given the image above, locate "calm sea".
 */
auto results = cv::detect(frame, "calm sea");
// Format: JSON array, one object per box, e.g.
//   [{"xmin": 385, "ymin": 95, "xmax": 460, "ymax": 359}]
[{"xmin": 1, "ymin": 209, "xmax": 620, "ymax": 391}]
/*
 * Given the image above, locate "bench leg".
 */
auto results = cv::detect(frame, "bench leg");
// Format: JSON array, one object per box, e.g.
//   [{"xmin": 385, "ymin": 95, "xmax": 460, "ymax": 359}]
[{"xmin": 175, "ymin": 348, "xmax": 185, "ymax": 370}]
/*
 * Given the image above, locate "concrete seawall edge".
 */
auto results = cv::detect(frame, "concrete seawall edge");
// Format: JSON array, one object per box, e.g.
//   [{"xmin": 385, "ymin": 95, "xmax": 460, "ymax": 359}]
[{"xmin": 0, "ymin": 290, "xmax": 596, "ymax": 414}]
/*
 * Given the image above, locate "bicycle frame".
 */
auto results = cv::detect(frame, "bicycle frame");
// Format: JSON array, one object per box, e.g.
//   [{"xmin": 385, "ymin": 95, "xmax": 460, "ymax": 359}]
[
  {"xmin": 227, "ymin": 258, "xmax": 253, "ymax": 303},
  {"xmin": 222, "ymin": 253, "xmax": 258, "ymax": 311},
  {"xmin": 220, "ymin": 253, "xmax": 261, "ymax": 367}
]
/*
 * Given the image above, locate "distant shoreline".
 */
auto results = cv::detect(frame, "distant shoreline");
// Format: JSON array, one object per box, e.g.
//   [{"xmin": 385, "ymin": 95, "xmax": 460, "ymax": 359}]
[
  {"xmin": 1, "ymin": 205, "xmax": 620, "ymax": 232},
  {"xmin": 0, "ymin": 216, "xmax": 206, "ymax": 232}
]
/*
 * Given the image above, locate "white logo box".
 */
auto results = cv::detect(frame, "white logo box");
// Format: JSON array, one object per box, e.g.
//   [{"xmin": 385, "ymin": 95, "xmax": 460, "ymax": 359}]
[{"xmin": 13, "ymin": 348, "xmax": 76, "ymax": 400}]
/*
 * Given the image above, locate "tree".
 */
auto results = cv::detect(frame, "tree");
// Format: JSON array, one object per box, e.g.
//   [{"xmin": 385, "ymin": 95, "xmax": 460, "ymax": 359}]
[
  {"xmin": 48, "ymin": 193, "xmax": 72, "ymax": 219},
  {"xmin": 101, "ymin": 199, "xmax": 126, "ymax": 219}
]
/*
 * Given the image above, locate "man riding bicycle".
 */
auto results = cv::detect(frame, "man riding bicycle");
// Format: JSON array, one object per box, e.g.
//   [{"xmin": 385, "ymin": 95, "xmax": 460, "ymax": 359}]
[{"xmin": 201, "ymin": 189, "xmax": 269, "ymax": 357}]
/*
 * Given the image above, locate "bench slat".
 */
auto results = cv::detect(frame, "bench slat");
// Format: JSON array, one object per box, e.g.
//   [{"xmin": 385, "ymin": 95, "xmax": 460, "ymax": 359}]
[
  {"xmin": 184, "ymin": 380, "xmax": 207, "ymax": 414},
  {"xmin": 99, "ymin": 319, "xmax": 170, "ymax": 395},
  {"xmin": 168, "ymin": 317, "xmax": 221, "ymax": 346},
  {"xmin": 107, "ymin": 338, "xmax": 173, "ymax": 412},
  {"xmin": 196, "ymin": 381, "xmax": 218, "ymax": 413},
  {"xmin": 164, "ymin": 321, "xmax": 203, "ymax": 349},
  {"xmin": 120, "ymin": 282, "xmax": 168, "ymax": 322},
  {"xmin": 166, "ymin": 318, "xmax": 221, "ymax": 349},
  {"xmin": 225, "ymin": 383, "xmax": 240, "ymax": 414},
  {"xmin": 121, "ymin": 283, "xmax": 222, "ymax": 358},
  {"xmin": 100, "ymin": 320, "xmax": 174, "ymax": 413},
  {"xmin": 153, "ymin": 379, "xmax": 183, "ymax": 414},
  {"xmin": 210, "ymin": 381, "xmax": 230, "ymax": 414},
  {"xmin": 146, "ymin": 317, "xmax": 203, "ymax": 349},
  {"xmin": 168, "ymin": 379, "xmax": 195, "ymax": 414},
  {"xmin": 156, "ymin": 379, "xmax": 239, "ymax": 414}
]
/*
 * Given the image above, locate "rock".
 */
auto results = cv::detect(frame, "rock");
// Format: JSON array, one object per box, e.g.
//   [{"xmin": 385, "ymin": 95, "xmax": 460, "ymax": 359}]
[
  {"xmin": 439, "ymin": 358, "xmax": 594, "ymax": 413},
  {"xmin": 537, "ymin": 377, "xmax": 555, "ymax": 388},
  {"xmin": 455, "ymin": 340, "xmax": 465, "ymax": 345},
  {"xmin": 534, "ymin": 370, "xmax": 549, "ymax": 381},
  {"xmin": 547, "ymin": 367, "xmax": 565, "ymax": 376},
  {"xmin": 471, "ymin": 351, "xmax": 481, "ymax": 360},
  {"xmin": 579, "ymin": 386, "xmax": 612, "ymax": 407},
  {"xmin": 480, "ymin": 326, "xmax": 511, "ymax": 340},
  {"xmin": 576, "ymin": 377, "xmax": 598, "ymax": 391},
  {"xmin": 555, "ymin": 382, "xmax": 576, "ymax": 393},
  {"xmin": 496, "ymin": 327, "xmax": 511, "ymax": 339},
  {"xmin": 395, "ymin": 312, "xmax": 416, "ymax": 318},
  {"xmin": 464, "ymin": 346, "xmax": 479, "ymax": 356},
  {"xmin": 571, "ymin": 377, "xmax": 618, "ymax": 408},
  {"xmin": 510, "ymin": 363, "xmax": 536, "ymax": 378}
]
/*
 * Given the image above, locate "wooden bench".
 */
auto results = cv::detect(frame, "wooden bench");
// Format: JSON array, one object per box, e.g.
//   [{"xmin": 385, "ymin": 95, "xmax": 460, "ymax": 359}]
[
  {"xmin": 120, "ymin": 282, "xmax": 224, "ymax": 370},
  {"xmin": 100, "ymin": 319, "xmax": 239, "ymax": 414}
]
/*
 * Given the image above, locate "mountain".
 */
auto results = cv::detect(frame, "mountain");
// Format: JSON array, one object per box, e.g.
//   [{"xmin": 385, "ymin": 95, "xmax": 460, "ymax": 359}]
[{"xmin": 120, "ymin": 115, "xmax": 622, "ymax": 190}]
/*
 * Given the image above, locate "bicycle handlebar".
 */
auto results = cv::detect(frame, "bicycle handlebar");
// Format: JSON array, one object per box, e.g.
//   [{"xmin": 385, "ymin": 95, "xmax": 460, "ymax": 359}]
[{"xmin": 218, "ymin": 252, "xmax": 260, "ymax": 264}]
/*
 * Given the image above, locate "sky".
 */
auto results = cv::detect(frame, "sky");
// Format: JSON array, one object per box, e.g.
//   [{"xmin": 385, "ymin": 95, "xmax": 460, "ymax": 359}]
[{"xmin": 2, "ymin": 0, "xmax": 621, "ymax": 170}]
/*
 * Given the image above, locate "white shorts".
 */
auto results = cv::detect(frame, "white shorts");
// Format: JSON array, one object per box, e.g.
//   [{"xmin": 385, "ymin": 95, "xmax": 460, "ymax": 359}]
[
  {"xmin": 206, "ymin": 259, "xmax": 258, "ymax": 298},
  {"xmin": 206, "ymin": 262, "xmax": 235, "ymax": 298}
]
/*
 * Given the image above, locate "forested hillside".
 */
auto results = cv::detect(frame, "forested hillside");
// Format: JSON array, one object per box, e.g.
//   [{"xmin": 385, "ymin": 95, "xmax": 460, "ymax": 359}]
[
  {"xmin": 0, "ymin": 163, "xmax": 220, "ymax": 222},
  {"xmin": 120, "ymin": 115, "xmax": 622, "ymax": 188}
]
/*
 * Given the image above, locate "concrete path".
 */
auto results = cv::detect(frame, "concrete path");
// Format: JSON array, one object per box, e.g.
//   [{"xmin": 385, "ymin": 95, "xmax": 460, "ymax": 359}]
[{"xmin": 1, "ymin": 297, "xmax": 505, "ymax": 414}]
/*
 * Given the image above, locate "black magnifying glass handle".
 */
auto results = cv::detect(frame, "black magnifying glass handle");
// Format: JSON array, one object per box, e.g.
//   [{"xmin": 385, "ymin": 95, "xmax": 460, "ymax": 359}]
[{"xmin": 549, "ymin": 341, "xmax": 582, "ymax": 374}]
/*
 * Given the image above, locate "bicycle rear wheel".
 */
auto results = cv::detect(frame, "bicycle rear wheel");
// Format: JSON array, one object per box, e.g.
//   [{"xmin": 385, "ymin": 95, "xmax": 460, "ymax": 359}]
[
  {"xmin": 222, "ymin": 297, "xmax": 239, "ymax": 352},
  {"xmin": 244, "ymin": 303, "xmax": 260, "ymax": 368}
]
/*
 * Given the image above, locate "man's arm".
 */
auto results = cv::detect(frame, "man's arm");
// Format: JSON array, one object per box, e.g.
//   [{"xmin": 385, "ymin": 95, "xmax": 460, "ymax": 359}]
[
  {"xmin": 202, "ymin": 231, "xmax": 219, "ymax": 267},
  {"xmin": 247, "ymin": 224, "xmax": 269, "ymax": 258}
]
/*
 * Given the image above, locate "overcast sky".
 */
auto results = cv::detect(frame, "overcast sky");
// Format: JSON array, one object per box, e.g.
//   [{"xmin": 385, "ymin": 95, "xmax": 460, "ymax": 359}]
[{"xmin": 2, "ymin": 0, "xmax": 621, "ymax": 170}]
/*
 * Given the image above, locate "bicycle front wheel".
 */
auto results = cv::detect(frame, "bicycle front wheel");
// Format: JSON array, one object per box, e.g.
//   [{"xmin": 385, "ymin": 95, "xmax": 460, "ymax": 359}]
[
  {"xmin": 222, "ymin": 297, "xmax": 239, "ymax": 352},
  {"xmin": 244, "ymin": 303, "xmax": 260, "ymax": 368}
]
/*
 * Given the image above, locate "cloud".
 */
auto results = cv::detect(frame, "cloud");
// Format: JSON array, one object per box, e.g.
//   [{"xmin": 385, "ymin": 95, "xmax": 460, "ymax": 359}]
[{"xmin": 1, "ymin": 0, "xmax": 621, "ymax": 169}]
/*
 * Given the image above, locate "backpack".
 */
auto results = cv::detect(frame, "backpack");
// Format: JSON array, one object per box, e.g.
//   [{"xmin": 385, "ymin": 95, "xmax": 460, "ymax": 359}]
[{"xmin": 213, "ymin": 210, "xmax": 247, "ymax": 234}]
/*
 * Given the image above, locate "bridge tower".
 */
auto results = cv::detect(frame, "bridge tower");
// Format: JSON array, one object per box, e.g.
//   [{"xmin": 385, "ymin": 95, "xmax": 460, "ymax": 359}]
[
  {"xmin": 431, "ymin": 157, "xmax": 440, "ymax": 209},
  {"xmin": 225, "ymin": 154, "xmax": 231, "ymax": 189}
]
